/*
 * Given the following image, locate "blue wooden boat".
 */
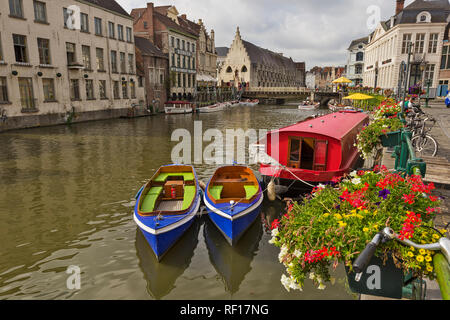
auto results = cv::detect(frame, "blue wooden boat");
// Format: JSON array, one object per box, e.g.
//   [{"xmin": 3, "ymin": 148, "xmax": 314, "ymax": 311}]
[
  {"xmin": 204, "ymin": 165, "xmax": 263, "ymax": 245},
  {"xmin": 134, "ymin": 165, "xmax": 201, "ymax": 261}
]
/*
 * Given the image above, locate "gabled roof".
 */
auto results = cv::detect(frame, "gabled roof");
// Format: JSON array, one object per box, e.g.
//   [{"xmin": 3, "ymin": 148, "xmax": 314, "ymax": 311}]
[
  {"xmin": 83, "ymin": 0, "xmax": 131, "ymax": 18},
  {"xmin": 154, "ymin": 12, "xmax": 199, "ymax": 38},
  {"xmin": 392, "ymin": 0, "xmax": 450, "ymax": 27},
  {"xmin": 347, "ymin": 36, "xmax": 369, "ymax": 50},
  {"xmin": 135, "ymin": 36, "xmax": 168, "ymax": 59},
  {"xmin": 242, "ymin": 40, "xmax": 295, "ymax": 69},
  {"xmin": 216, "ymin": 47, "xmax": 229, "ymax": 57}
]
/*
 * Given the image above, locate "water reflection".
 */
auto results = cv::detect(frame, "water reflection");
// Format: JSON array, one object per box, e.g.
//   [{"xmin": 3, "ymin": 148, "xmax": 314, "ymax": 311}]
[
  {"xmin": 136, "ymin": 219, "xmax": 201, "ymax": 299},
  {"xmin": 204, "ymin": 215, "xmax": 263, "ymax": 294}
]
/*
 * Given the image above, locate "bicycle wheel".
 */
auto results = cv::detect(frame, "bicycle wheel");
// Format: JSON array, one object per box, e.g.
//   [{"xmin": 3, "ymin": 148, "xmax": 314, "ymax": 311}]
[{"xmin": 411, "ymin": 135, "xmax": 438, "ymax": 157}]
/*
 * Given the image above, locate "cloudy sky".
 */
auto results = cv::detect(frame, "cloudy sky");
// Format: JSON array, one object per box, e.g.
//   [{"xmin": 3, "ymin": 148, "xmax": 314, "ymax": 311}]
[{"xmin": 116, "ymin": 0, "xmax": 415, "ymax": 69}]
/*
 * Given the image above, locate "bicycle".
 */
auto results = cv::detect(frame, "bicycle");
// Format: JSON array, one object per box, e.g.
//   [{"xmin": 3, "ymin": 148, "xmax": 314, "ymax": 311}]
[
  {"xmin": 352, "ymin": 226, "xmax": 450, "ymax": 300},
  {"xmin": 405, "ymin": 106, "xmax": 438, "ymax": 157}
]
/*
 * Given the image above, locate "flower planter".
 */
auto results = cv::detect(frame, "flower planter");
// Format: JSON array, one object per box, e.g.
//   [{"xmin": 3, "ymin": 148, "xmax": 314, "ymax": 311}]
[
  {"xmin": 379, "ymin": 130, "xmax": 401, "ymax": 148},
  {"xmin": 346, "ymin": 254, "xmax": 404, "ymax": 299}
]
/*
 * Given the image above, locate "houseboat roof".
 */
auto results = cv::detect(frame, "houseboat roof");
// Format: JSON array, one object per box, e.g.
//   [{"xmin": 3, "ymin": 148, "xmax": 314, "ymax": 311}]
[{"xmin": 272, "ymin": 111, "xmax": 368, "ymax": 141}]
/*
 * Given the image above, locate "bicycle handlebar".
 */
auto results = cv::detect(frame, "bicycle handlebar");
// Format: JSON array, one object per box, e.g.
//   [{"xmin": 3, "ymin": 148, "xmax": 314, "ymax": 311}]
[{"xmin": 353, "ymin": 227, "xmax": 450, "ymax": 279}]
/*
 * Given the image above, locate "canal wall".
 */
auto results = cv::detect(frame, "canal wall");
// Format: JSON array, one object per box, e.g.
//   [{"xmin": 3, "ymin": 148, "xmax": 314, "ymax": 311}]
[{"xmin": 0, "ymin": 107, "xmax": 152, "ymax": 133}]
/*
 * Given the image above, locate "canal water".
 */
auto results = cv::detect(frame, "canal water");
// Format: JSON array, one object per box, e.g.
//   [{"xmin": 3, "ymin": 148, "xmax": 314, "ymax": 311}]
[{"xmin": 0, "ymin": 105, "xmax": 356, "ymax": 300}]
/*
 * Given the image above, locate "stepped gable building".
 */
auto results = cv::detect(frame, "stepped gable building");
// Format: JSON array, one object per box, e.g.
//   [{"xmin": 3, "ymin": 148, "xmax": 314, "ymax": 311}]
[
  {"xmin": 215, "ymin": 47, "xmax": 229, "ymax": 80},
  {"xmin": 362, "ymin": 0, "xmax": 450, "ymax": 95},
  {"xmin": 345, "ymin": 36, "xmax": 369, "ymax": 86},
  {"xmin": 0, "ymin": 0, "xmax": 145, "ymax": 132},
  {"xmin": 218, "ymin": 27, "xmax": 305, "ymax": 88},
  {"xmin": 135, "ymin": 36, "xmax": 169, "ymax": 112}
]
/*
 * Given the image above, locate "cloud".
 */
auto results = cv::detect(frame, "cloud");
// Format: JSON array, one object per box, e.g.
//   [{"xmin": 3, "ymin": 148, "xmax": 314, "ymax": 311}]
[{"xmin": 116, "ymin": 0, "xmax": 415, "ymax": 68}]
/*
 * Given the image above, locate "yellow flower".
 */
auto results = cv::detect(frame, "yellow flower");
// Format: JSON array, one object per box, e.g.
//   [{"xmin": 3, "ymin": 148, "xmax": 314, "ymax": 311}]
[
  {"xmin": 373, "ymin": 210, "xmax": 378, "ymax": 216},
  {"xmin": 334, "ymin": 214, "xmax": 342, "ymax": 220},
  {"xmin": 407, "ymin": 251, "xmax": 414, "ymax": 257},
  {"xmin": 425, "ymin": 256, "xmax": 432, "ymax": 262},
  {"xmin": 356, "ymin": 214, "xmax": 364, "ymax": 219},
  {"xmin": 323, "ymin": 213, "xmax": 329, "ymax": 218},
  {"xmin": 350, "ymin": 210, "xmax": 356, "ymax": 214},
  {"xmin": 426, "ymin": 265, "xmax": 433, "ymax": 272},
  {"xmin": 363, "ymin": 228, "xmax": 369, "ymax": 233},
  {"xmin": 410, "ymin": 246, "xmax": 415, "ymax": 252},
  {"xmin": 432, "ymin": 234, "xmax": 440, "ymax": 240},
  {"xmin": 416, "ymin": 255, "xmax": 424, "ymax": 262},
  {"xmin": 363, "ymin": 210, "xmax": 369, "ymax": 214},
  {"xmin": 439, "ymin": 229, "xmax": 447, "ymax": 235},
  {"xmin": 419, "ymin": 249, "xmax": 426, "ymax": 255}
]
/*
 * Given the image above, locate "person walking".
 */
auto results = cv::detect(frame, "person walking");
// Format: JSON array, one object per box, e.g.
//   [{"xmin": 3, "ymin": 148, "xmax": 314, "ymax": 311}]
[{"xmin": 445, "ymin": 90, "xmax": 450, "ymax": 108}]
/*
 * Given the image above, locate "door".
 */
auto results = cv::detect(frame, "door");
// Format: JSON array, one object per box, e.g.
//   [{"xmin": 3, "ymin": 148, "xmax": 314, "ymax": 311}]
[
  {"xmin": 287, "ymin": 137, "xmax": 301, "ymax": 169},
  {"xmin": 313, "ymin": 140, "xmax": 328, "ymax": 171}
]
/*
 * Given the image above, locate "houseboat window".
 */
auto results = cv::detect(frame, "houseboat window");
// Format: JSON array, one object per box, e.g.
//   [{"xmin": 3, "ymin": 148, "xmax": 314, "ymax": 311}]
[
  {"xmin": 314, "ymin": 140, "xmax": 328, "ymax": 171},
  {"xmin": 288, "ymin": 138, "xmax": 301, "ymax": 168},
  {"xmin": 300, "ymin": 138, "xmax": 315, "ymax": 170}
]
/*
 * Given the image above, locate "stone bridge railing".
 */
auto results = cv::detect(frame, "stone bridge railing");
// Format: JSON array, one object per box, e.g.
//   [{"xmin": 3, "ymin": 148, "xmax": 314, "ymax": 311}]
[{"xmin": 244, "ymin": 87, "xmax": 311, "ymax": 94}]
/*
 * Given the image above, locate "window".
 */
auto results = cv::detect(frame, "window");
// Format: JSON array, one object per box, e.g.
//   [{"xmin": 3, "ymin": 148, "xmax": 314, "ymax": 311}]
[
  {"xmin": 120, "ymin": 52, "xmax": 126, "ymax": 73},
  {"xmin": 0, "ymin": 77, "xmax": 9, "ymax": 103},
  {"xmin": 96, "ymin": 48, "xmax": 104, "ymax": 71},
  {"xmin": 143, "ymin": 21, "xmax": 148, "ymax": 29},
  {"xmin": 128, "ymin": 54, "xmax": 134, "ymax": 74},
  {"xmin": 177, "ymin": 73, "xmax": 181, "ymax": 87},
  {"xmin": 287, "ymin": 137, "xmax": 316, "ymax": 170},
  {"xmin": 171, "ymin": 54, "xmax": 175, "ymax": 66},
  {"xmin": 0, "ymin": 33, "xmax": 3, "ymax": 61},
  {"xmin": 414, "ymin": 33, "xmax": 425, "ymax": 54},
  {"xmin": 66, "ymin": 42, "xmax": 76, "ymax": 65},
  {"xmin": 111, "ymin": 50, "xmax": 117, "ymax": 73},
  {"xmin": 183, "ymin": 56, "xmax": 186, "ymax": 68},
  {"xmin": 182, "ymin": 40, "xmax": 185, "ymax": 50},
  {"xmin": 94, "ymin": 17, "xmax": 102, "ymax": 35},
  {"xmin": 130, "ymin": 81, "xmax": 136, "ymax": 99},
  {"xmin": 13, "ymin": 34, "xmax": 28, "ymax": 63},
  {"xmin": 126, "ymin": 27, "xmax": 132, "ymax": 42},
  {"xmin": 424, "ymin": 64, "xmax": 435, "ymax": 83},
  {"xmin": 192, "ymin": 57, "xmax": 195, "ymax": 69},
  {"xmin": 122, "ymin": 81, "xmax": 128, "ymax": 98},
  {"xmin": 176, "ymin": 38, "xmax": 180, "ymax": 49},
  {"xmin": 177, "ymin": 55, "xmax": 180, "ymax": 68},
  {"xmin": 401, "ymin": 34, "xmax": 412, "ymax": 54},
  {"xmin": 192, "ymin": 43, "xmax": 195, "ymax": 52},
  {"xmin": 19, "ymin": 78, "xmax": 35, "ymax": 110},
  {"xmin": 188, "ymin": 74, "xmax": 191, "ymax": 87},
  {"xmin": 108, "ymin": 22, "xmax": 115, "ymax": 38},
  {"xmin": 37, "ymin": 38, "xmax": 50, "ymax": 65},
  {"xmin": 187, "ymin": 42, "xmax": 190, "ymax": 52},
  {"xmin": 80, "ymin": 13, "xmax": 89, "ymax": 33},
  {"xmin": 356, "ymin": 52, "xmax": 364, "ymax": 61},
  {"xmin": 82, "ymin": 45, "xmax": 91, "ymax": 69},
  {"xmin": 70, "ymin": 79, "xmax": 80, "ymax": 100},
  {"xmin": 355, "ymin": 64, "xmax": 363, "ymax": 74},
  {"xmin": 441, "ymin": 46, "xmax": 450, "ymax": 70},
  {"xmin": 34, "ymin": 1, "xmax": 47, "ymax": 23},
  {"xmin": 171, "ymin": 37, "xmax": 174, "ymax": 47},
  {"xmin": 113, "ymin": 81, "xmax": 120, "ymax": 99},
  {"xmin": 9, "ymin": 0, "xmax": 23, "ymax": 18},
  {"xmin": 182, "ymin": 74, "xmax": 186, "ymax": 88},
  {"xmin": 85, "ymin": 80, "xmax": 94, "ymax": 99},
  {"xmin": 428, "ymin": 33, "xmax": 438, "ymax": 54},
  {"xmin": 99, "ymin": 80, "xmax": 107, "ymax": 99},
  {"xmin": 63, "ymin": 8, "xmax": 72, "ymax": 28},
  {"xmin": 117, "ymin": 25, "xmax": 124, "ymax": 41},
  {"xmin": 42, "ymin": 78, "xmax": 55, "ymax": 101}
]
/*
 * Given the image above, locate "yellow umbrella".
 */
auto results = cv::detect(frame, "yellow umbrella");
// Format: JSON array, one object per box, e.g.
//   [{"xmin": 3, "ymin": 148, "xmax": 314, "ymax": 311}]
[
  {"xmin": 332, "ymin": 77, "xmax": 353, "ymax": 84},
  {"xmin": 343, "ymin": 93, "xmax": 373, "ymax": 100}
]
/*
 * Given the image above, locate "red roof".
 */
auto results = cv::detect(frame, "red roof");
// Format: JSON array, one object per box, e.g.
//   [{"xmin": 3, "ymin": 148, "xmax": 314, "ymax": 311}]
[{"xmin": 273, "ymin": 111, "xmax": 368, "ymax": 140}]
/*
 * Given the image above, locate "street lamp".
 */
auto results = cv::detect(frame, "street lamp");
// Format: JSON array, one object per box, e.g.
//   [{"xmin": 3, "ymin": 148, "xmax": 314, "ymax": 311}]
[{"xmin": 424, "ymin": 78, "xmax": 432, "ymax": 108}]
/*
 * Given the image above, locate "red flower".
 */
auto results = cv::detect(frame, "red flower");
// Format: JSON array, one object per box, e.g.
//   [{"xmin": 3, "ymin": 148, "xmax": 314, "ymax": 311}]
[
  {"xmin": 271, "ymin": 219, "xmax": 280, "ymax": 230},
  {"xmin": 429, "ymin": 196, "xmax": 438, "ymax": 202},
  {"xmin": 402, "ymin": 194, "xmax": 415, "ymax": 205}
]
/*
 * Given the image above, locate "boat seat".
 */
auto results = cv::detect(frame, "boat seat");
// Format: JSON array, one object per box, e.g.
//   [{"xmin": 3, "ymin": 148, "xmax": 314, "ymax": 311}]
[
  {"xmin": 244, "ymin": 185, "xmax": 259, "ymax": 200},
  {"xmin": 209, "ymin": 185, "xmax": 224, "ymax": 200},
  {"xmin": 154, "ymin": 172, "xmax": 195, "ymax": 183},
  {"xmin": 140, "ymin": 187, "xmax": 163, "ymax": 212},
  {"xmin": 182, "ymin": 186, "xmax": 196, "ymax": 211}
]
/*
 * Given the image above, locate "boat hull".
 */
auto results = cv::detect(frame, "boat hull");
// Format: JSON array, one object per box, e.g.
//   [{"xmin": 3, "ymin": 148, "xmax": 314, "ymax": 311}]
[
  {"xmin": 204, "ymin": 192, "xmax": 263, "ymax": 246},
  {"xmin": 165, "ymin": 107, "xmax": 192, "ymax": 114},
  {"xmin": 134, "ymin": 195, "xmax": 201, "ymax": 260},
  {"xmin": 198, "ymin": 105, "xmax": 225, "ymax": 113}
]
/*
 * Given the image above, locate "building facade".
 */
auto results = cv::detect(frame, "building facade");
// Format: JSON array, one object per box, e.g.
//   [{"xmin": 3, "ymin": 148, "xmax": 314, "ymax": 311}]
[
  {"xmin": 0, "ymin": 0, "xmax": 145, "ymax": 131},
  {"xmin": 345, "ymin": 37, "xmax": 368, "ymax": 86},
  {"xmin": 132, "ymin": 3, "xmax": 215, "ymax": 101},
  {"xmin": 218, "ymin": 27, "xmax": 304, "ymax": 89},
  {"xmin": 362, "ymin": 0, "xmax": 450, "ymax": 95},
  {"xmin": 135, "ymin": 36, "xmax": 169, "ymax": 112},
  {"xmin": 308, "ymin": 66, "xmax": 345, "ymax": 90},
  {"xmin": 438, "ymin": 24, "xmax": 450, "ymax": 97},
  {"xmin": 196, "ymin": 19, "xmax": 217, "ymax": 87},
  {"xmin": 215, "ymin": 47, "xmax": 229, "ymax": 81}
]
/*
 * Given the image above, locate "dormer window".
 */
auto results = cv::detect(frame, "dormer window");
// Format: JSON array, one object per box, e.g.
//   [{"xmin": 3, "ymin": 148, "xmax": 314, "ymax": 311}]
[{"xmin": 417, "ymin": 11, "xmax": 431, "ymax": 23}]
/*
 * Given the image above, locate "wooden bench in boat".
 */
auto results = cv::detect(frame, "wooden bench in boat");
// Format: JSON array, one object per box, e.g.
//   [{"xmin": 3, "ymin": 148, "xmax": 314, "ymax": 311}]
[{"xmin": 208, "ymin": 184, "xmax": 259, "ymax": 201}]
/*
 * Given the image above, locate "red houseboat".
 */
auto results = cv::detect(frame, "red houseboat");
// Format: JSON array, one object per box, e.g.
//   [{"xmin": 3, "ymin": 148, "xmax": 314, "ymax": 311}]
[{"xmin": 258, "ymin": 110, "xmax": 369, "ymax": 192}]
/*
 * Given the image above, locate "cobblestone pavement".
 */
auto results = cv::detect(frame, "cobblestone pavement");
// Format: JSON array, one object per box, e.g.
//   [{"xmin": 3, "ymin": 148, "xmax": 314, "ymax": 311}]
[{"xmin": 424, "ymin": 100, "xmax": 450, "ymax": 161}]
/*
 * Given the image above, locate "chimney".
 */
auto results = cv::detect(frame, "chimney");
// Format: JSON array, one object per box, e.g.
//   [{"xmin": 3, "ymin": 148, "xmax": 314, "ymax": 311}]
[
  {"xmin": 395, "ymin": 0, "xmax": 404, "ymax": 15},
  {"xmin": 147, "ymin": 2, "xmax": 154, "ymax": 11},
  {"xmin": 181, "ymin": 14, "xmax": 187, "ymax": 20}
]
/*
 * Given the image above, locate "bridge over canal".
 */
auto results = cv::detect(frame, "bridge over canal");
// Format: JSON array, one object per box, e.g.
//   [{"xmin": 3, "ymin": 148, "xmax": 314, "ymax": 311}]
[{"xmin": 241, "ymin": 87, "xmax": 342, "ymax": 107}]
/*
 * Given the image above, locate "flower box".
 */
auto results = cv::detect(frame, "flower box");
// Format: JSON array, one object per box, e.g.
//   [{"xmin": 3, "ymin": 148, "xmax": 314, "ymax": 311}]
[
  {"xmin": 346, "ymin": 254, "xmax": 404, "ymax": 299},
  {"xmin": 380, "ymin": 130, "xmax": 401, "ymax": 147}
]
